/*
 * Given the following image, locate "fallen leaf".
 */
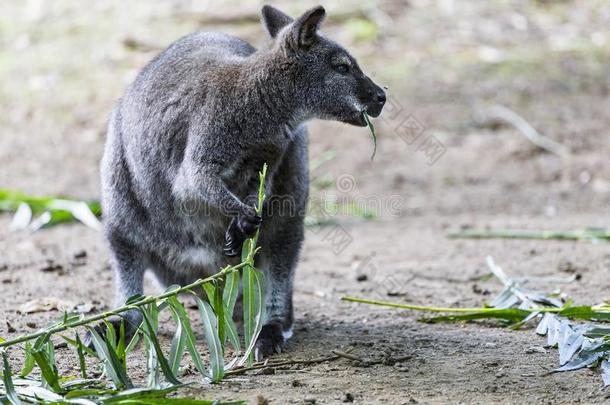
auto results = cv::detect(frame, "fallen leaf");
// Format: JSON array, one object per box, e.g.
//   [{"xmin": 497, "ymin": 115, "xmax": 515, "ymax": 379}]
[{"xmin": 18, "ymin": 297, "xmax": 76, "ymax": 314}]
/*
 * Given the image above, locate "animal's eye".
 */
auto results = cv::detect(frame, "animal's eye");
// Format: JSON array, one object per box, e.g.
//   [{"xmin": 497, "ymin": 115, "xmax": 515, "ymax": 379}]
[{"xmin": 334, "ymin": 64, "xmax": 349, "ymax": 74}]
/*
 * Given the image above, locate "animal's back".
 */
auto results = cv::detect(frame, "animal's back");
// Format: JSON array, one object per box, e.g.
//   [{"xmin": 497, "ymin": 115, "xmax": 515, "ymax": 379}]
[
  {"xmin": 102, "ymin": 32, "xmax": 256, "ymax": 245},
  {"xmin": 105, "ymin": 33, "xmax": 255, "ymax": 201}
]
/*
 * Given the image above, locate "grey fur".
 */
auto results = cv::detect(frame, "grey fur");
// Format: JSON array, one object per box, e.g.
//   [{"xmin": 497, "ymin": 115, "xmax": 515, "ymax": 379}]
[{"xmin": 99, "ymin": 5, "xmax": 385, "ymax": 358}]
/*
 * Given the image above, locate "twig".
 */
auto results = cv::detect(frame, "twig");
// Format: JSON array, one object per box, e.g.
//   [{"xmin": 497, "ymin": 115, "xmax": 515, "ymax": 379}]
[
  {"xmin": 225, "ymin": 348, "xmax": 355, "ymax": 376},
  {"xmin": 482, "ymin": 105, "xmax": 571, "ymax": 159},
  {"xmin": 0, "ymin": 263, "xmax": 247, "ymax": 348},
  {"xmin": 447, "ymin": 228, "xmax": 610, "ymax": 242},
  {"xmin": 477, "ymin": 105, "xmax": 572, "ymax": 186},
  {"xmin": 331, "ymin": 350, "xmax": 364, "ymax": 362}
]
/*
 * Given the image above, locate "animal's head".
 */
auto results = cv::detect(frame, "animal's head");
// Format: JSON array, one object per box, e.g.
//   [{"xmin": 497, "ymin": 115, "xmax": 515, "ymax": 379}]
[{"xmin": 261, "ymin": 5, "xmax": 385, "ymax": 126}]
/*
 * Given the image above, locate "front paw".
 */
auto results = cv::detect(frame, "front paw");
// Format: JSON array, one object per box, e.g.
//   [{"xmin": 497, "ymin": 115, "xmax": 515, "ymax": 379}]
[
  {"xmin": 223, "ymin": 208, "xmax": 262, "ymax": 257},
  {"xmin": 237, "ymin": 207, "xmax": 262, "ymax": 238},
  {"xmin": 254, "ymin": 322, "xmax": 285, "ymax": 362}
]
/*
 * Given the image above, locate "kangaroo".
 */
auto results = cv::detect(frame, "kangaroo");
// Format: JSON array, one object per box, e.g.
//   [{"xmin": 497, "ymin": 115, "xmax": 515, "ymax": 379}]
[{"xmin": 98, "ymin": 4, "xmax": 385, "ymax": 359}]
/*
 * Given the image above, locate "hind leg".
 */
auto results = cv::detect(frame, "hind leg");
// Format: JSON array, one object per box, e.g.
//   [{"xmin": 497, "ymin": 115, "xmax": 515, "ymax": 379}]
[
  {"xmin": 253, "ymin": 125, "xmax": 308, "ymax": 360},
  {"xmin": 254, "ymin": 219, "xmax": 302, "ymax": 360},
  {"xmin": 86, "ymin": 234, "xmax": 146, "ymax": 346}
]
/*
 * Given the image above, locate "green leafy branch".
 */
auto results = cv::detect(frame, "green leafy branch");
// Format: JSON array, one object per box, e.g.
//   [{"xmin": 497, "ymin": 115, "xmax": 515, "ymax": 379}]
[
  {"xmin": 0, "ymin": 164, "xmax": 269, "ymax": 404},
  {"xmin": 342, "ymin": 256, "xmax": 610, "ymax": 386}
]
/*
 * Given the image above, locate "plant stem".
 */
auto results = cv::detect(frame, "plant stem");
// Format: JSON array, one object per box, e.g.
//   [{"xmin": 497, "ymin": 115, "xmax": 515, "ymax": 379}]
[
  {"xmin": 447, "ymin": 228, "xmax": 610, "ymax": 241},
  {"xmin": 340, "ymin": 296, "xmax": 566, "ymax": 313},
  {"xmin": 246, "ymin": 163, "xmax": 267, "ymax": 264},
  {"xmin": 0, "ymin": 263, "xmax": 247, "ymax": 349}
]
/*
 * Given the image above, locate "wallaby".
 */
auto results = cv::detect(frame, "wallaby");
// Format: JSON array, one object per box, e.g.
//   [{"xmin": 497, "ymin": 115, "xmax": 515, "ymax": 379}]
[{"xmin": 97, "ymin": 4, "xmax": 385, "ymax": 359}]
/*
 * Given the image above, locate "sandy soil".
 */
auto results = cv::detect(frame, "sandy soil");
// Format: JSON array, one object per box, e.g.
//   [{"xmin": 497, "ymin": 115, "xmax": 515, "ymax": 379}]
[{"xmin": 2, "ymin": 1, "xmax": 610, "ymax": 403}]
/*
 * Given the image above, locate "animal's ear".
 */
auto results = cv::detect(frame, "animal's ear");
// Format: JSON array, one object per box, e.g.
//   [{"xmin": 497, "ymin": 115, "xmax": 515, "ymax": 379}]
[
  {"xmin": 261, "ymin": 5, "xmax": 293, "ymax": 38},
  {"xmin": 291, "ymin": 6, "xmax": 326, "ymax": 49}
]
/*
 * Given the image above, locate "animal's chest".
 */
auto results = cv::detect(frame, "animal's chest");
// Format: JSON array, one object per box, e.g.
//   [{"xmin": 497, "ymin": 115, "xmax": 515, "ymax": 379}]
[{"xmin": 223, "ymin": 137, "xmax": 290, "ymax": 198}]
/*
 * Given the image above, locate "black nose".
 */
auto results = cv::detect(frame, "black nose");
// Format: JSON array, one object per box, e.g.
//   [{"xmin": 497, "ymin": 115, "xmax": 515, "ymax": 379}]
[{"xmin": 376, "ymin": 90, "xmax": 386, "ymax": 104}]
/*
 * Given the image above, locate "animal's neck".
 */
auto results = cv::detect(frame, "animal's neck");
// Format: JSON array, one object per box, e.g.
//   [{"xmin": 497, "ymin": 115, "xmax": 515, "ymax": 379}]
[{"xmin": 236, "ymin": 51, "xmax": 306, "ymax": 131}]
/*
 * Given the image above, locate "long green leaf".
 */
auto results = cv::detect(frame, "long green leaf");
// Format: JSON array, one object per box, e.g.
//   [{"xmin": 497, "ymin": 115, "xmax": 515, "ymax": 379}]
[
  {"xmin": 213, "ymin": 282, "xmax": 226, "ymax": 348},
  {"xmin": 240, "ymin": 266, "xmax": 264, "ymax": 366},
  {"xmin": 224, "ymin": 316, "xmax": 241, "ymax": 354},
  {"xmin": 2, "ymin": 350, "xmax": 22, "ymax": 405},
  {"xmin": 0, "ymin": 189, "xmax": 101, "ymax": 229},
  {"xmin": 223, "ymin": 270, "xmax": 241, "ymax": 352},
  {"xmin": 421, "ymin": 308, "xmax": 532, "ymax": 324},
  {"xmin": 85, "ymin": 327, "xmax": 132, "ymax": 390},
  {"xmin": 165, "ymin": 297, "xmax": 208, "ymax": 379},
  {"xmin": 559, "ymin": 306, "xmax": 610, "ymax": 322},
  {"xmin": 100, "ymin": 385, "xmax": 246, "ymax": 404},
  {"xmin": 61, "ymin": 335, "xmax": 97, "ymax": 358},
  {"xmin": 75, "ymin": 333, "xmax": 88, "ymax": 379},
  {"xmin": 125, "ymin": 331, "xmax": 141, "ymax": 355},
  {"xmin": 194, "ymin": 297, "xmax": 224, "ymax": 382},
  {"xmin": 31, "ymin": 349, "xmax": 62, "ymax": 393},
  {"xmin": 203, "ymin": 281, "xmax": 229, "ymax": 349},
  {"xmin": 19, "ymin": 342, "xmax": 35, "ymax": 378},
  {"xmin": 362, "ymin": 112, "xmax": 377, "ymax": 160},
  {"xmin": 224, "ymin": 271, "xmax": 239, "ymax": 315},
  {"xmin": 168, "ymin": 308, "xmax": 187, "ymax": 375},
  {"xmin": 140, "ymin": 307, "xmax": 181, "ymax": 385}
]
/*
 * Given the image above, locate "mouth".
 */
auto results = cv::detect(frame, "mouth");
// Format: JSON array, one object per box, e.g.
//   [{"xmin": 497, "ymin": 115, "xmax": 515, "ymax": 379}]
[
  {"xmin": 342, "ymin": 111, "xmax": 367, "ymax": 127},
  {"xmin": 365, "ymin": 103, "xmax": 383, "ymax": 118}
]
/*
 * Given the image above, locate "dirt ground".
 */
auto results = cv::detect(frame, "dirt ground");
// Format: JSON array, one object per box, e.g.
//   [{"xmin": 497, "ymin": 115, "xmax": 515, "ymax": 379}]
[{"xmin": 2, "ymin": 0, "xmax": 610, "ymax": 404}]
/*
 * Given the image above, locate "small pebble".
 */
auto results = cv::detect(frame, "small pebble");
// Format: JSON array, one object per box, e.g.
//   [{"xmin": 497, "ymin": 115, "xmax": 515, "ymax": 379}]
[
  {"xmin": 524, "ymin": 346, "xmax": 547, "ymax": 354},
  {"xmin": 304, "ymin": 396, "xmax": 316, "ymax": 404}
]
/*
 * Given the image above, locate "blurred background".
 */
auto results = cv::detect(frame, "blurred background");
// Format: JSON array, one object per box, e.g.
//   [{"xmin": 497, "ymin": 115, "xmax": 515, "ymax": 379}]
[{"xmin": 1, "ymin": 0, "xmax": 610, "ymax": 218}]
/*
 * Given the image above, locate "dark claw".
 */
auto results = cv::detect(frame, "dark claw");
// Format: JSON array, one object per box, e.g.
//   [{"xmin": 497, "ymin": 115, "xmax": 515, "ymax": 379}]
[
  {"xmin": 223, "ymin": 209, "xmax": 262, "ymax": 257},
  {"xmin": 224, "ymin": 217, "xmax": 246, "ymax": 257},
  {"xmin": 238, "ymin": 214, "xmax": 262, "ymax": 237}
]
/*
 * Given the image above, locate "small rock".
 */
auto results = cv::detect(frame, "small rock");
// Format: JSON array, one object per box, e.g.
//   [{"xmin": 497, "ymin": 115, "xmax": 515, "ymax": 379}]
[
  {"xmin": 342, "ymin": 392, "xmax": 354, "ymax": 402},
  {"xmin": 253, "ymin": 395, "xmax": 269, "ymax": 405},
  {"xmin": 472, "ymin": 284, "xmax": 490, "ymax": 295},
  {"xmin": 356, "ymin": 274, "xmax": 368, "ymax": 282},
  {"xmin": 304, "ymin": 396, "xmax": 316, "ymax": 404},
  {"xmin": 40, "ymin": 260, "xmax": 64, "ymax": 273},
  {"xmin": 291, "ymin": 379, "xmax": 303, "ymax": 387},
  {"xmin": 558, "ymin": 259, "xmax": 578, "ymax": 274},
  {"xmin": 258, "ymin": 367, "xmax": 275, "ymax": 375},
  {"xmin": 6, "ymin": 321, "xmax": 16, "ymax": 333},
  {"xmin": 525, "ymin": 346, "xmax": 547, "ymax": 354},
  {"xmin": 484, "ymin": 342, "xmax": 497, "ymax": 348},
  {"xmin": 26, "ymin": 322, "xmax": 37, "ymax": 329}
]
